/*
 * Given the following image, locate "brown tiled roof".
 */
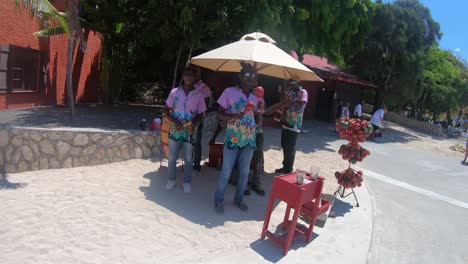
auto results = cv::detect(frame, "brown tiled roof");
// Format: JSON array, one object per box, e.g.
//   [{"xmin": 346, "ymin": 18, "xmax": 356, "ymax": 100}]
[{"xmin": 290, "ymin": 51, "xmax": 377, "ymax": 88}]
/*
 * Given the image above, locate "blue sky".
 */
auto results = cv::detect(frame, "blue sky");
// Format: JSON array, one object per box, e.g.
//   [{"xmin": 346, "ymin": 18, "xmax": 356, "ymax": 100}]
[
  {"xmin": 420, "ymin": 0, "xmax": 467, "ymax": 59},
  {"xmin": 381, "ymin": 0, "xmax": 467, "ymax": 59}
]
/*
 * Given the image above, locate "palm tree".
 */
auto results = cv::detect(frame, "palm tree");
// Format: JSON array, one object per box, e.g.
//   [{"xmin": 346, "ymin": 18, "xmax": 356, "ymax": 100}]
[{"xmin": 13, "ymin": 0, "xmax": 87, "ymax": 121}]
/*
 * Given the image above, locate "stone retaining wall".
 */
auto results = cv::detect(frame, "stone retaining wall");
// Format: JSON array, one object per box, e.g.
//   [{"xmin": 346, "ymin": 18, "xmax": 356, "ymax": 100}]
[
  {"xmin": 384, "ymin": 112, "xmax": 446, "ymax": 137},
  {"xmin": 0, "ymin": 126, "xmax": 161, "ymax": 173}
]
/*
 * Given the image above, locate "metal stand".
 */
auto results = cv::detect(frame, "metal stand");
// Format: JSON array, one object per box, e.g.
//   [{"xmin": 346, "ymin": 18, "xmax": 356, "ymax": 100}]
[
  {"xmin": 334, "ymin": 185, "xmax": 359, "ymax": 207},
  {"xmin": 329, "ymin": 185, "xmax": 359, "ymax": 217}
]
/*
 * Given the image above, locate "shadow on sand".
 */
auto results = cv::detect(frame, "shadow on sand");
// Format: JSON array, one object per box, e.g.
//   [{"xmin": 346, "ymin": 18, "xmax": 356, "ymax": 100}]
[
  {"xmin": 139, "ymin": 164, "xmax": 275, "ymax": 229},
  {"xmin": 0, "ymin": 169, "xmax": 27, "ymax": 190}
]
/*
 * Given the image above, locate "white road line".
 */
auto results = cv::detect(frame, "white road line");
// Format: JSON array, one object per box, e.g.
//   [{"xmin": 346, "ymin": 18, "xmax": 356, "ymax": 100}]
[{"xmin": 362, "ymin": 169, "xmax": 468, "ymax": 210}]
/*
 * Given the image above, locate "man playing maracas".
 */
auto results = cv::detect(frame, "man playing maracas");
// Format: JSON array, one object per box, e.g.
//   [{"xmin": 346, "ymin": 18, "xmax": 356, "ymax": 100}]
[{"xmin": 213, "ymin": 63, "xmax": 262, "ymax": 213}]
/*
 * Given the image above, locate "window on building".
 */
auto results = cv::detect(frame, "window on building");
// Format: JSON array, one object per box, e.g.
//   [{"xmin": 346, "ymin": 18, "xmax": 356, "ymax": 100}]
[
  {"xmin": 0, "ymin": 46, "xmax": 8, "ymax": 93},
  {"xmin": 0, "ymin": 44, "xmax": 40, "ymax": 93}
]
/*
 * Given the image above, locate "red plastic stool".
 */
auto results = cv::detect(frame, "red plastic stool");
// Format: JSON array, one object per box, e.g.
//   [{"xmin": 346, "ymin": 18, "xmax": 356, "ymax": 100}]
[{"xmin": 208, "ymin": 142, "xmax": 255, "ymax": 169}]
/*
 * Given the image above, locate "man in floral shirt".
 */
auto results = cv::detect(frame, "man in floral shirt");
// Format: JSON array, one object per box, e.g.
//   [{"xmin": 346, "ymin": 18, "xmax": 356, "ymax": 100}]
[
  {"xmin": 275, "ymin": 80, "xmax": 308, "ymax": 174},
  {"xmin": 164, "ymin": 65, "xmax": 207, "ymax": 193},
  {"xmin": 214, "ymin": 64, "xmax": 261, "ymax": 213}
]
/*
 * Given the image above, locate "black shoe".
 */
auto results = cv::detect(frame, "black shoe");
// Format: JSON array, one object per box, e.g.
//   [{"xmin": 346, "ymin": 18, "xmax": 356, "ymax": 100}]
[
  {"xmin": 244, "ymin": 188, "xmax": 251, "ymax": 196},
  {"xmin": 275, "ymin": 167, "xmax": 286, "ymax": 173},
  {"xmin": 250, "ymin": 184, "xmax": 265, "ymax": 196},
  {"xmin": 234, "ymin": 201, "xmax": 248, "ymax": 211},
  {"xmin": 214, "ymin": 202, "xmax": 224, "ymax": 214},
  {"xmin": 193, "ymin": 165, "xmax": 201, "ymax": 172}
]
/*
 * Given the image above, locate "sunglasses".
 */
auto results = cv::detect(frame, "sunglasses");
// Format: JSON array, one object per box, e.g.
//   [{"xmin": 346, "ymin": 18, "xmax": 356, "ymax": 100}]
[{"xmin": 242, "ymin": 72, "xmax": 256, "ymax": 78}]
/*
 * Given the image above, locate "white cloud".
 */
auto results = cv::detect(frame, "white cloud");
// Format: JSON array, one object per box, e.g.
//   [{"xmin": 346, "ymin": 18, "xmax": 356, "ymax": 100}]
[{"xmin": 455, "ymin": 48, "xmax": 461, "ymax": 53}]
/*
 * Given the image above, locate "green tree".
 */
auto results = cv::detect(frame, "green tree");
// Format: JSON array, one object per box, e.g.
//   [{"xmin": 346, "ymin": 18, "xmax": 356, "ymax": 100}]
[
  {"xmin": 283, "ymin": 0, "xmax": 375, "ymax": 65},
  {"xmin": 79, "ymin": 0, "xmax": 376, "ymax": 103},
  {"xmin": 419, "ymin": 47, "xmax": 462, "ymax": 120},
  {"xmin": 348, "ymin": 0, "xmax": 441, "ymax": 109}
]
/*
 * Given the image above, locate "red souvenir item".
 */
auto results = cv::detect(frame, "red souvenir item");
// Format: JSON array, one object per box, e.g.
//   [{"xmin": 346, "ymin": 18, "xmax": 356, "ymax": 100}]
[
  {"xmin": 255, "ymin": 86, "xmax": 264, "ymax": 98},
  {"xmin": 244, "ymin": 101, "xmax": 255, "ymax": 112}
]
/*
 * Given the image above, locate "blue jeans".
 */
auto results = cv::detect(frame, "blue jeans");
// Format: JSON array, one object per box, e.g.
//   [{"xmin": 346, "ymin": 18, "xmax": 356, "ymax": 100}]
[
  {"xmin": 214, "ymin": 146, "xmax": 254, "ymax": 204},
  {"xmin": 168, "ymin": 139, "xmax": 193, "ymax": 183}
]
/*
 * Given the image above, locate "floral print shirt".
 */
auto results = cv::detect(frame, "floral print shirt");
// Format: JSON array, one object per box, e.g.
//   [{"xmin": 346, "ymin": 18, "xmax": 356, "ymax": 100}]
[
  {"xmin": 217, "ymin": 86, "xmax": 259, "ymax": 149},
  {"xmin": 281, "ymin": 87, "xmax": 308, "ymax": 133},
  {"xmin": 165, "ymin": 86, "xmax": 207, "ymax": 141}
]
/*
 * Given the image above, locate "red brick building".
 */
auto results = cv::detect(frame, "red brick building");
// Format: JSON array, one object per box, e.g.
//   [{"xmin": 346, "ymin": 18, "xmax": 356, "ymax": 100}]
[{"xmin": 0, "ymin": 0, "xmax": 102, "ymax": 110}]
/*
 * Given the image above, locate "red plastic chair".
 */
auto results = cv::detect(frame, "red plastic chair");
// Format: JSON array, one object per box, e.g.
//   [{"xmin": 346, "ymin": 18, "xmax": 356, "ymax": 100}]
[{"xmin": 261, "ymin": 173, "xmax": 331, "ymax": 255}]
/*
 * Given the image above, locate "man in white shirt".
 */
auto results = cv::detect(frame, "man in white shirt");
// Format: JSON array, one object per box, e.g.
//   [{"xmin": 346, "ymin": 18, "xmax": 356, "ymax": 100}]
[
  {"xmin": 370, "ymin": 105, "xmax": 387, "ymax": 139},
  {"xmin": 354, "ymin": 99, "xmax": 364, "ymax": 118}
]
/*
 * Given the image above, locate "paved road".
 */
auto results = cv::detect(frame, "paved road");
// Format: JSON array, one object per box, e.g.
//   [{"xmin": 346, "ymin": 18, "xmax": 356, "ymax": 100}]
[{"xmin": 358, "ymin": 139, "xmax": 468, "ymax": 264}]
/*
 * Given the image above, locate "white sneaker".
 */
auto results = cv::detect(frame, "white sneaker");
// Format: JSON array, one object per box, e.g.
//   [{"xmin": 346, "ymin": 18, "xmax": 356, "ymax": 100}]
[
  {"xmin": 165, "ymin": 180, "xmax": 176, "ymax": 190},
  {"xmin": 183, "ymin": 183, "xmax": 192, "ymax": 193}
]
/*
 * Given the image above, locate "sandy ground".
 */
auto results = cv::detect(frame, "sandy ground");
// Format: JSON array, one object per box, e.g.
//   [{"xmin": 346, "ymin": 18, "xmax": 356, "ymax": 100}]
[{"xmin": 0, "ymin": 122, "xmax": 373, "ymax": 264}]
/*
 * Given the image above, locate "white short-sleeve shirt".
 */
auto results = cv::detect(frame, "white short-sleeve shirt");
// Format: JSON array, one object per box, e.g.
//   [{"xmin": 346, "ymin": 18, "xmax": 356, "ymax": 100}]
[{"xmin": 370, "ymin": 109, "xmax": 385, "ymax": 126}]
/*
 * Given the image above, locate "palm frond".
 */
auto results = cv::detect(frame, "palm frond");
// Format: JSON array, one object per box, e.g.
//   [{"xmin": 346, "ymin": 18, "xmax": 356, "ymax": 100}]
[
  {"xmin": 13, "ymin": 0, "xmax": 71, "ymax": 38},
  {"xmin": 33, "ymin": 27, "xmax": 65, "ymax": 37}
]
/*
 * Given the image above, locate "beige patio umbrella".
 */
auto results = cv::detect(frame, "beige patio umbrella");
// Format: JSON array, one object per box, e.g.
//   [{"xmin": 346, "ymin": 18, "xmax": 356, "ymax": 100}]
[{"xmin": 191, "ymin": 32, "xmax": 323, "ymax": 82}]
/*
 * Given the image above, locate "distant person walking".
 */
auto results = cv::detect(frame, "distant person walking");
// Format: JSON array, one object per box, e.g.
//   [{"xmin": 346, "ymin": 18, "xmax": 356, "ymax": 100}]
[
  {"xmin": 341, "ymin": 102, "xmax": 350, "ymax": 119},
  {"xmin": 354, "ymin": 100, "xmax": 364, "ymax": 118},
  {"xmin": 370, "ymin": 105, "xmax": 387, "ymax": 139}
]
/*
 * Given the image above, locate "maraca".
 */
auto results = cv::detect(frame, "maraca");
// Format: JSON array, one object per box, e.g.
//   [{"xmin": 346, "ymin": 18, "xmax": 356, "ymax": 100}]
[
  {"xmin": 255, "ymin": 86, "xmax": 264, "ymax": 98},
  {"xmin": 244, "ymin": 101, "xmax": 255, "ymax": 112}
]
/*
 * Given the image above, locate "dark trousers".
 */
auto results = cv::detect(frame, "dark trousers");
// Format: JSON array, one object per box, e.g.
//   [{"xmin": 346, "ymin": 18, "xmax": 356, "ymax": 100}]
[
  {"xmin": 281, "ymin": 128, "xmax": 298, "ymax": 171},
  {"xmin": 249, "ymin": 132, "xmax": 264, "ymax": 186},
  {"xmin": 193, "ymin": 120, "xmax": 204, "ymax": 167}
]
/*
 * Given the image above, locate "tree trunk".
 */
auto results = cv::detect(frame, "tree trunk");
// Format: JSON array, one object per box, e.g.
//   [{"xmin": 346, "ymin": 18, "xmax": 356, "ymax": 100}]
[
  {"xmin": 446, "ymin": 110, "xmax": 452, "ymax": 126},
  {"xmin": 179, "ymin": 45, "xmax": 194, "ymax": 86},
  {"xmin": 66, "ymin": 38, "xmax": 76, "ymax": 121},
  {"xmin": 109, "ymin": 46, "xmax": 123, "ymax": 105},
  {"xmin": 185, "ymin": 45, "xmax": 193, "ymax": 66},
  {"xmin": 171, "ymin": 45, "xmax": 183, "ymax": 90}
]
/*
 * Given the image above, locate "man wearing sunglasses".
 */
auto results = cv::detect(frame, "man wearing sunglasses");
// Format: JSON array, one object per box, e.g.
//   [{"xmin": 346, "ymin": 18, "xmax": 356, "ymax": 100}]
[
  {"xmin": 275, "ymin": 79, "xmax": 308, "ymax": 174},
  {"xmin": 213, "ymin": 63, "xmax": 262, "ymax": 213}
]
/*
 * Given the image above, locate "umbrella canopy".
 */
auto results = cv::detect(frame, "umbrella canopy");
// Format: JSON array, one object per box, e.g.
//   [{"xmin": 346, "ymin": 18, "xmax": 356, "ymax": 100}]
[{"xmin": 191, "ymin": 32, "xmax": 323, "ymax": 82}]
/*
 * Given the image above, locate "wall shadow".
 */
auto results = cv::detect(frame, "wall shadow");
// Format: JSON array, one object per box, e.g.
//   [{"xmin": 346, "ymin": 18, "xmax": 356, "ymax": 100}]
[
  {"xmin": 81, "ymin": 42, "xmax": 102, "ymax": 103},
  {"xmin": 71, "ymin": 30, "xmax": 89, "ymax": 102},
  {"xmin": 48, "ymin": 52, "xmax": 58, "ymax": 105}
]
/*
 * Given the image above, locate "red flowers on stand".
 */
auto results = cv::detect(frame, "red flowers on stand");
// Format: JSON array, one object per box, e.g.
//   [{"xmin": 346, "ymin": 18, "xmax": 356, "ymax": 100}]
[{"xmin": 335, "ymin": 118, "xmax": 373, "ymax": 189}]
